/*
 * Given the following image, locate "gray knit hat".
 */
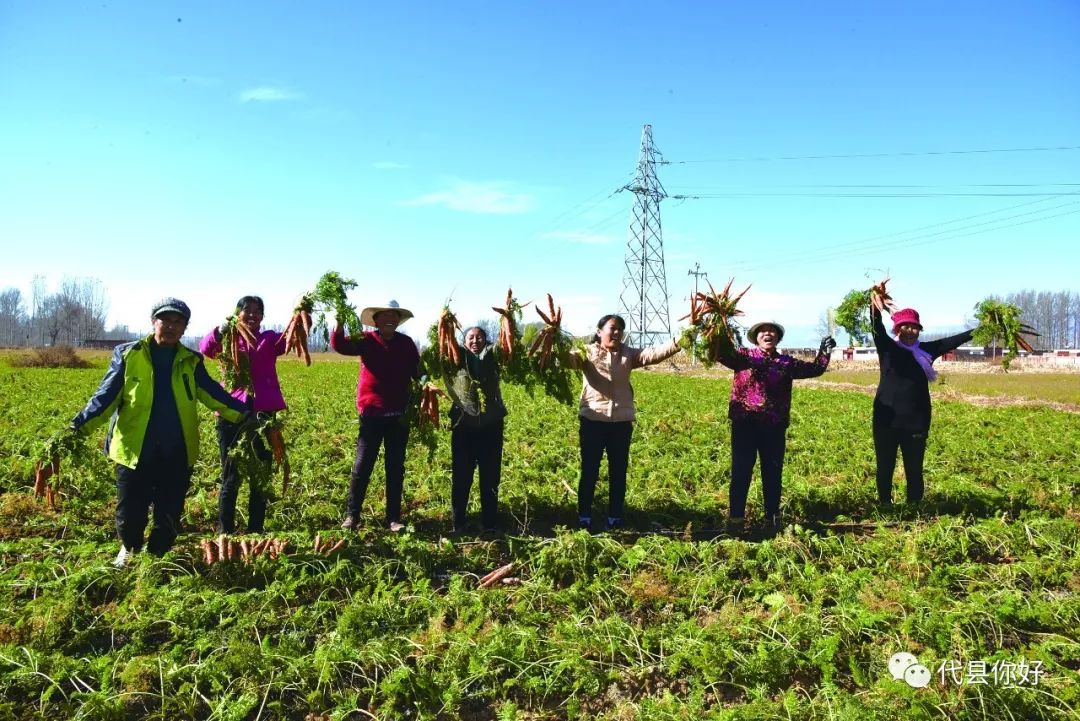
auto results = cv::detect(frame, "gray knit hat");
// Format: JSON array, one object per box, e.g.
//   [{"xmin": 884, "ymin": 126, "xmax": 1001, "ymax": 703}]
[{"xmin": 151, "ymin": 297, "xmax": 191, "ymax": 322}]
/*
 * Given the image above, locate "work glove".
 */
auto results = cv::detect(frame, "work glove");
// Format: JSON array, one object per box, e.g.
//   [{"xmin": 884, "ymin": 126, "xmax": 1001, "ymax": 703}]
[{"xmin": 819, "ymin": 336, "xmax": 837, "ymax": 356}]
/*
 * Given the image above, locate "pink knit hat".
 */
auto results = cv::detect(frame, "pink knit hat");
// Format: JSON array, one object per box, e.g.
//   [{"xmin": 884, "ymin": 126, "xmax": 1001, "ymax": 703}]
[{"xmin": 891, "ymin": 308, "xmax": 923, "ymax": 335}]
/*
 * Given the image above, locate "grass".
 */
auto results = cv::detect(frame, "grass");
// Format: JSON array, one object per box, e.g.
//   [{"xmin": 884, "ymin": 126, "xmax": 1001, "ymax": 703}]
[
  {"xmin": 821, "ymin": 367, "xmax": 1080, "ymax": 406},
  {"xmin": 0, "ymin": 361, "xmax": 1077, "ymax": 719}
]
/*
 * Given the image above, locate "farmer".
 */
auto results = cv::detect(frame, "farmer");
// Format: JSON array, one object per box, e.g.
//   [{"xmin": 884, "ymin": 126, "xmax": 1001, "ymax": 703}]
[
  {"xmin": 199, "ymin": 295, "xmax": 288, "ymax": 534},
  {"xmin": 331, "ymin": 299, "xmax": 420, "ymax": 532},
  {"xmin": 871, "ymin": 305, "xmax": 973, "ymax": 506},
  {"xmin": 710, "ymin": 321, "xmax": 835, "ymax": 530},
  {"xmin": 570, "ymin": 314, "xmax": 680, "ymax": 531},
  {"xmin": 442, "ymin": 325, "xmax": 508, "ymax": 534},
  {"xmin": 70, "ymin": 298, "xmax": 249, "ymax": 567}
]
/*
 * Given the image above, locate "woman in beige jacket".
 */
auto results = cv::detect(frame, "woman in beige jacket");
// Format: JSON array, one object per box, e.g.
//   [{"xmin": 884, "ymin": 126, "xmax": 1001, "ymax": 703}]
[{"xmin": 570, "ymin": 314, "xmax": 679, "ymax": 530}]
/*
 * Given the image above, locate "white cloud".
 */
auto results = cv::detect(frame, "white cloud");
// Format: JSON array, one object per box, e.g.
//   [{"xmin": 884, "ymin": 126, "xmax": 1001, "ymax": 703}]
[
  {"xmin": 372, "ymin": 161, "xmax": 410, "ymax": 170},
  {"xmin": 238, "ymin": 86, "xmax": 304, "ymax": 103},
  {"xmin": 401, "ymin": 180, "xmax": 533, "ymax": 215},
  {"xmin": 540, "ymin": 230, "xmax": 615, "ymax": 245}
]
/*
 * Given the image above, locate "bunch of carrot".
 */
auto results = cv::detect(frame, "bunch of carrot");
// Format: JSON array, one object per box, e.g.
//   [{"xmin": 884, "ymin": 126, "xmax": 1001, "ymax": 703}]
[
  {"xmin": 492, "ymin": 288, "xmax": 525, "ymax": 358},
  {"xmin": 218, "ymin": 314, "xmax": 254, "ymax": 391},
  {"xmin": 200, "ymin": 535, "xmax": 290, "ymax": 565},
  {"xmin": 32, "ymin": 456, "xmax": 60, "ymax": 508},
  {"xmin": 31, "ymin": 428, "xmax": 87, "ymax": 509},
  {"xmin": 679, "ymin": 278, "xmax": 751, "ymax": 365},
  {"xmin": 528, "ymin": 294, "xmax": 564, "ymax": 370},
  {"xmin": 436, "ymin": 307, "xmax": 462, "ymax": 366},
  {"xmin": 283, "ymin": 297, "xmax": 314, "ymax": 366},
  {"xmin": 869, "ymin": 278, "xmax": 897, "ymax": 316},
  {"xmin": 418, "ymin": 383, "xmax": 445, "ymax": 429}
]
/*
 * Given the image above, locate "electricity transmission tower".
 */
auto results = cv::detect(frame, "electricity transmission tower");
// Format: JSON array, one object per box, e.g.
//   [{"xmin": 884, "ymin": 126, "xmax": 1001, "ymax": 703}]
[{"xmin": 618, "ymin": 124, "xmax": 671, "ymax": 348}]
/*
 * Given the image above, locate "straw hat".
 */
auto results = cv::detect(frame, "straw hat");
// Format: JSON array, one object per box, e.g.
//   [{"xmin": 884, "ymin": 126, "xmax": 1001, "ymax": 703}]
[
  {"xmin": 747, "ymin": 321, "xmax": 785, "ymax": 344},
  {"xmin": 360, "ymin": 299, "xmax": 413, "ymax": 327}
]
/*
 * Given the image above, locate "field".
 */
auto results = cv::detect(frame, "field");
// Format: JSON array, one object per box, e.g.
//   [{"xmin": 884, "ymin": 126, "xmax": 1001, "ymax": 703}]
[{"xmin": 1, "ymin": 354, "xmax": 1078, "ymax": 720}]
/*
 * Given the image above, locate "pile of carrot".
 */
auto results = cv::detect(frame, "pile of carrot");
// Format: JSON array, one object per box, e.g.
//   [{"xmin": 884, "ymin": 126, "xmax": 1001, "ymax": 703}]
[
  {"xmin": 528, "ymin": 294, "xmax": 564, "ymax": 369},
  {"xmin": 200, "ymin": 535, "xmax": 290, "ymax": 565},
  {"xmin": 312, "ymin": 534, "xmax": 348, "ymax": 555}
]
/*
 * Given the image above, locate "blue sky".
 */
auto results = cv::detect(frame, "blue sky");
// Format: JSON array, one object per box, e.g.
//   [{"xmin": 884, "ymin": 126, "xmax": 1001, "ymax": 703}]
[{"xmin": 1, "ymin": 1, "xmax": 1077, "ymax": 346}]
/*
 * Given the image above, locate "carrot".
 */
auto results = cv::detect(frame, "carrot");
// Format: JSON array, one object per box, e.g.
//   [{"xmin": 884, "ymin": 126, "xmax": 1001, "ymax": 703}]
[
  {"xmin": 327, "ymin": 538, "xmax": 346, "ymax": 554},
  {"xmin": 479, "ymin": 562, "xmax": 515, "ymax": 588},
  {"xmin": 313, "ymin": 534, "xmax": 322, "ymax": 553},
  {"xmin": 230, "ymin": 540, "xmax": 241, "ymax": 561},
  {"xmin": 217, "ymin": 534, "xmax": 229, "ymax": 562},
  {"xmin": 201, "ymin": 539, "xmax": 215, "ymax": 565},
  {"xmin": 240, "ymin": 539, "xmax": 251, "ymax": 559}
]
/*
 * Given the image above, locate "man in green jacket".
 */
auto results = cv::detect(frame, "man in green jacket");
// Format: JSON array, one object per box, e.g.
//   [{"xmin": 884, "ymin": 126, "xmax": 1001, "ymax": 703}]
[{"xmin": 71, "ymin": 298, "xmax": 248, "ymax": 567}]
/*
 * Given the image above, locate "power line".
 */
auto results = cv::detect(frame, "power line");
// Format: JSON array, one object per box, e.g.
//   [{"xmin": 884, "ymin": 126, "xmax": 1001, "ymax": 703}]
[
  {"xmin": 659, "ymin": 144, "xmax": 1080, "ymax": 164},
  {"xmin": 666, "ymin": 183, "xmax": 1080, "ymax": 190},
  {"xmin": 669, "ymin": 191, "xmax": 1080, "ymax": 199},
  {"xmin": 732, "ymin": 202, "xmax": 1080, "ymax": 273}
]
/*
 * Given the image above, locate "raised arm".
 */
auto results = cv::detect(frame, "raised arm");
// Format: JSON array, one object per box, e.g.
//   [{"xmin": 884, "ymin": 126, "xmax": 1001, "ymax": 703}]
[
  {"xmin": 871, "ymin": 306, "xmax": 893, "ymax": 351},
  {"xmin": 199, "ymin": 327, "xmax": 223, "ymax": 358},
  {"xmin": 788, "ymin": 336, "xmax": 836, "ymax": 379},
  {"xmin": 709, "ymin": 331, "xmax": 751, "ymax": 371},
  {"xmin": 922, "ymin": 328, "xmax": 975, "ymax": 360},
  {"xmin": 329, "ymin": 323, "xmax": 365, "ymax": 356},
  {"xmin": 634, "ymin": 338, "xmax": 680, "ymax": 368}
]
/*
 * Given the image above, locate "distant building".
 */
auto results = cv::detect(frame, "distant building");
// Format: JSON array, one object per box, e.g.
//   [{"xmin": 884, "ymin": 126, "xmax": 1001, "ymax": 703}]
[{"xmin": 79, "ymin": 339, "xmax": 128, "ymax": 350}]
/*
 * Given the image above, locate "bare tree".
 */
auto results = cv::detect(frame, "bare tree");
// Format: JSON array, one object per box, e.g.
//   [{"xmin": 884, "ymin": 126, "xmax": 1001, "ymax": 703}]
[{"xmin": 0, "ymin": 288, "xmax": 27, "ymax": 346}]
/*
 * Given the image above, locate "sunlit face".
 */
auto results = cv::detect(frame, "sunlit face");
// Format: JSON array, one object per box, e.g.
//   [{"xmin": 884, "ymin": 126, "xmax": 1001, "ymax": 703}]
[
  {"xmin": 597, "ymin": 318, "xmax": 624, "ymax": 350},
  {"xmin": 373, "ymin": 310, "xmax": 400, "ymax": 338},
  {"xmin": 464, "ymin": 327, "xmax": 488, "ymax": 353},
  {"xmin": 896, "ymin": 323, "xmax": 921, "ymax": 345},
  {"xmin": 153, "ymin": 312, "xmax": 187, "ymax": 347},
  {"xmin": 754, "ymin": 325, "xmax": 780, "ymax": 352},
  {"xmin": 239, "ymin": 302, "xmax": 263, "ymax": 333}
]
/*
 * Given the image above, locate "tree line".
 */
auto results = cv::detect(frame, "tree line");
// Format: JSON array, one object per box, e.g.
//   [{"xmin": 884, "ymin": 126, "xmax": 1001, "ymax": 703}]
[{"xmin": 0, "ymin": 277, "xmax": 135, "ymax": 348}]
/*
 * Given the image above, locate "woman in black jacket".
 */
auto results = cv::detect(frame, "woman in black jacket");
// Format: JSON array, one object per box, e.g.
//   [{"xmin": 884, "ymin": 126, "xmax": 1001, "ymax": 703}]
[{"xmin": 871, "ymin": 305, "xmax": 973, "ymax": 506}]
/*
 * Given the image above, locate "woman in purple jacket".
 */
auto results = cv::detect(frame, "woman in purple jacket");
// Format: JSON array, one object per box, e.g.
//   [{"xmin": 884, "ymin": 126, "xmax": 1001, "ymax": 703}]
[
  {"xmin": 200, "ymin": 295, "xmax": 288, "ymax": 533},
  {"xmin": 711, "ymin": 321, "xmax": 836, "ymax": 529}
]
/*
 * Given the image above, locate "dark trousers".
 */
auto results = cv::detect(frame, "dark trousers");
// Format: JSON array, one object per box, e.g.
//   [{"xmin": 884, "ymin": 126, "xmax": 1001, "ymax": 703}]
[
  {"xmin": 349, "ymin": 415, "xmax": 409, "ymax": 522},
  {"xmin": 115, "ymin": 448, "xmax": 192, "ymax": 555},
  {"xmin": 873, "ymin": 425, "xmax": 928, "ymax": 504},
  {"xmin": 729, "ymin": 420, "xmax": 787, "ymax": 519},
  {"xmin": 217, "ymin": 417, "xmax": 270, "ymax": 534},
  {"xmin": 451, "ymin": 421, "xmax": 504, "ymax": 529},
  {"xmin": 578, "ymin": 418, "xmax": 634, "ymax": 521}
]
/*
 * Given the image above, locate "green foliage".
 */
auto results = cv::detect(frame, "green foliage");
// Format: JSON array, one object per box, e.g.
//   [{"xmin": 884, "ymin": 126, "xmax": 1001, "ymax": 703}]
[
  {"xmin": 834, "ymin": 289, "xmax": 873, "ymax": 346},
  {"xmin": 302, "ymin": 270, "xmax": 363, "ymax": 341},
  {"xmin": 972, "ymin": 298, "xmax": 1036, "ymax": 371}
]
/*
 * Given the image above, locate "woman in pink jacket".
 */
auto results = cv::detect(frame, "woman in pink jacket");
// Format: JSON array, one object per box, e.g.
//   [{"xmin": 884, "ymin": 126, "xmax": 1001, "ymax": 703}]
[
  {"xmin": 200, "ymin": 295, "xmax": 288, "ymax": 533},
  {"xmin": 571, "ymin": 314, "xmax": 680, "ymax": 531}
]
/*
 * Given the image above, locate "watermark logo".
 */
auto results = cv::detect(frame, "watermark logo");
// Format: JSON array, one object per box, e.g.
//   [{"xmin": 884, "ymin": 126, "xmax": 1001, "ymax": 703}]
[
  {"xmin": 889, "ymin": 652, "xmax": 931, "ymax": 688},
  {"xmin": 889, "ymin": 652, "xmax": 1044, "ymax": 688}
]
